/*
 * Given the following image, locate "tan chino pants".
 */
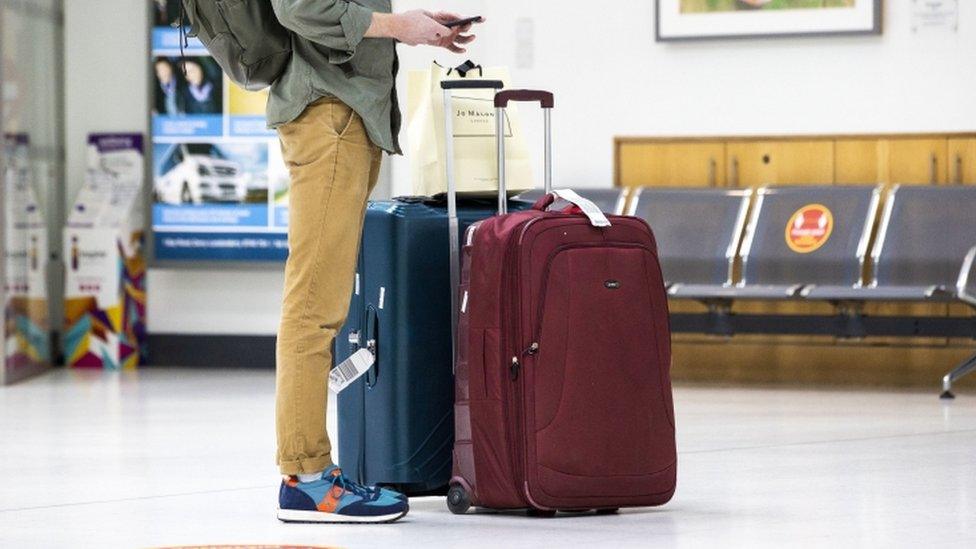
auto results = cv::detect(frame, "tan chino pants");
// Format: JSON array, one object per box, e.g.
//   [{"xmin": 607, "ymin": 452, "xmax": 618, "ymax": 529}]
[{"xmin": 275, "ymin": 97, "xmax": 382, "ymax": 475}]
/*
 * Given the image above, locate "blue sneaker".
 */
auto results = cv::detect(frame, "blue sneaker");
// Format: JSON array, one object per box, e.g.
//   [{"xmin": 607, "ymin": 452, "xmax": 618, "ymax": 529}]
[
  {"xmin": 377, "ymin": 486, "xmax": 408, "ymax": 502},
  {"xmin": 278, "ymin": 466, "xmax": 409, "ymax": 523}
]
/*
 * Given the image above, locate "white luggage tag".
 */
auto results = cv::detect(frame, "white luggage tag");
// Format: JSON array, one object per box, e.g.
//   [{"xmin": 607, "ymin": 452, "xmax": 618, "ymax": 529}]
[
  {"xmin": 551, "ymin": 189, "xmax": 612, "ymax": 228},
  {"xmin": 329, "ymin": 348, "xmax": 375, "ymax": 393}
]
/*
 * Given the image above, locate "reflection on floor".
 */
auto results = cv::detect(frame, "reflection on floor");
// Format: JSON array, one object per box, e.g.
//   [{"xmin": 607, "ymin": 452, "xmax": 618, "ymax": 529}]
[{"xmin": 1, "ymin": 368, "xmax": 974, "ymax": 548}]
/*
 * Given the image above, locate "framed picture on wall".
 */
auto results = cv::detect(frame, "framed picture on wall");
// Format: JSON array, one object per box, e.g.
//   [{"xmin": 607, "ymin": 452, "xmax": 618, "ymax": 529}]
[{"xmin": 656, "ymin": 0, "xmax": 882, "ymax": 41}]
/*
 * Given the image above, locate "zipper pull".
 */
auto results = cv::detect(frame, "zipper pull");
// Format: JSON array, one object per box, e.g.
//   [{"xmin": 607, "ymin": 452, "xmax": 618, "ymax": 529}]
[
  {"xmin": 523, "ymin": 342, "xmax": 539, "ymax": 356},
  {"xmin": 510, "ymin": 356, "xmax": 520, "ymax": 381}
]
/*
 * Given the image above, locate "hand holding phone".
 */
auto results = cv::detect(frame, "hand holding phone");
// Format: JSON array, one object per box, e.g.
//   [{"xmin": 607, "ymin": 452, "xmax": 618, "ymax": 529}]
[
  {"xmin": 423, "ymin": 12, "xmax": 482, "ymax": 53},
  {"xmin": 444, "ymin": 16, "xmax": 484, "ymax": 29}
]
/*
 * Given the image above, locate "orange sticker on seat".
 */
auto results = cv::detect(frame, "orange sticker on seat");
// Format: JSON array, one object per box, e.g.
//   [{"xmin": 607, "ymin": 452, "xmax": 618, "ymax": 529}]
[{"xmin": 785, "ymin": 204, "xmax": 833, "ymax": 254}]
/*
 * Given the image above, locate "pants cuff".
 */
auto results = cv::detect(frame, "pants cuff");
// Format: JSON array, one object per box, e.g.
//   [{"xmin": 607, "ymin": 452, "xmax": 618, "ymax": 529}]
[{"xmin": 278, "ymin": 454, "xmax": 334, "ymax": 476}]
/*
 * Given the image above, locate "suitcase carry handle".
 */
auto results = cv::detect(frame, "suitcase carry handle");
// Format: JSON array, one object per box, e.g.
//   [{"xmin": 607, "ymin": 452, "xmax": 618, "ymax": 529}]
[
  {"xmin": 441, "ymin": 79, "xmax": 504, "ymax": 90},
  {"xmin": 531, "ymin": 189, "xmax": 612, "ymax": 228},
  {"xmin": 494, "ymin": 89, "xmax": 555, "ymax": 109}
]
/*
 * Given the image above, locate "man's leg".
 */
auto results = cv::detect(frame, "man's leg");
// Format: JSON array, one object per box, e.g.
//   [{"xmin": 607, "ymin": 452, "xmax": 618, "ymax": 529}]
[{"xmin": 275, "ymin": 98, "xmax": 382, "ymax": 476}]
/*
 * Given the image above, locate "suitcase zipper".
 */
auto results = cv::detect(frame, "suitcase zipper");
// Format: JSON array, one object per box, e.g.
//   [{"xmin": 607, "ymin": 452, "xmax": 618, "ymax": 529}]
[
  {"xmin": 506, "ymin": 216, "xmax": 564, "ymax": 508},
  {"xmin": 504, "ymin": 225, "xmax": 529, "ymax": 502},
  {"xmin": 509, "ymin": 343, "xmax": 539, "ymax": 382},
  {"xmin": 506, "ymin": 219, "xmax": 589, "ymax": 507}
]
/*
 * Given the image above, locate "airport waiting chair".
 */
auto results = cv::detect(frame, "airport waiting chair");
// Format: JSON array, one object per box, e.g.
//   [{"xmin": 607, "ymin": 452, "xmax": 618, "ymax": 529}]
[
  {"xmin": 628, "ymin": 188, "xmax": 751, "ymax": 290},
  {"xmin": 514, "ymin": 187, "xmax": 628, "ymax": 215},
  {"xmin": 668, "ymin": 185, "xmax": 880, "ymax": 301},
  {"xmin": 803, "ymin": 185, "xmax": 976, "ymax": 302}
]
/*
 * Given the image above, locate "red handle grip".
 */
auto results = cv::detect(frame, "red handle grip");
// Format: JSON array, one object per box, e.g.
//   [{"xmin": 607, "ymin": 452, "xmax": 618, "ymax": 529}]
[
  {"xmin": 494, "ymin": 89, "xmax": 554, "ymax": 109},
  {"xmin": 531, "ymin": 193, "xmax": 585, "ymax": 216},
  {"xmin": 531, "ymin": 194, "xmax": 556, "ymax": 211}
]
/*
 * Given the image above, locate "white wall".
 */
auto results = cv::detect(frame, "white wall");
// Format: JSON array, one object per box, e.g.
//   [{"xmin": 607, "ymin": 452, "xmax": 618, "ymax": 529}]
[
  {"xmin": 64, "ymin": 1, "xmax": 148, "ymax": 195},
  {"xmin": 64, "ymin": 0, "xmax": 976, "ymax": 336},
  {"xmin": 390, "ymin": 0, "xmax": 976, "ymax": 194}
]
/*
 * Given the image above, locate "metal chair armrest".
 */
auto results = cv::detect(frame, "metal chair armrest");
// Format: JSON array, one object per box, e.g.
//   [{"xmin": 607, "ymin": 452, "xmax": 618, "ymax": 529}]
[
  {"xmin": 956, "ymin": 245, "xmax": 976, "ymax": 306},
  {"xmin": 925, "ymin": 285, "xmax": 950, "ymax": 299}
]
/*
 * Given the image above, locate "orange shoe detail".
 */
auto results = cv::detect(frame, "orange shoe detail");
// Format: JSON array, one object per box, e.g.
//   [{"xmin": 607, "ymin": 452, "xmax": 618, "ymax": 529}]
[{"xmin": 316, "ymin": 486, "xmax": 345, "ymax": 512}]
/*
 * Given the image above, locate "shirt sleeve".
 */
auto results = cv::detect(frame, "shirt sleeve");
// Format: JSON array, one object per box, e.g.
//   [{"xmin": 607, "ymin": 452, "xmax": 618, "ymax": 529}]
[{"xmin": 272, "ymin": 0, "xmax": 374, "ymax": 64}]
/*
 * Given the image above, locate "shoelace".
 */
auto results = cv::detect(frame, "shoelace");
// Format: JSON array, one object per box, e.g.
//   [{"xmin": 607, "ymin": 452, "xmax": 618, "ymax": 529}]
[{"xmin": 329, "ymin": 473, "xmax": 376, "ymax": 500}]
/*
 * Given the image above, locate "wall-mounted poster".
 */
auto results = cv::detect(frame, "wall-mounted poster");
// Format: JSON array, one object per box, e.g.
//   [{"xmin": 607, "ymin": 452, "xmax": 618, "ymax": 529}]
[
  {"xmin": 150, "ymin": 0, "xmax": 289, "ymax": 262},
  {"xmin": 656, "ymin": 0, "xmax": 882, "ymax": 41}
]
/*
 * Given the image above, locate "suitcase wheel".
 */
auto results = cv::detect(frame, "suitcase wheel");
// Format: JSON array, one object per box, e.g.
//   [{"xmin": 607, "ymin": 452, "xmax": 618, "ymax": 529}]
[
  {"xmin": 526, "ymin": 509, "xmax": 557, "ymax": 518},
  {"xmin": 596, "ymin": 508, "xmax": 620, "ymax": 515},
  {"xmin": 447, "ymin": 484, "xmax": 471, "ymax": 515}
]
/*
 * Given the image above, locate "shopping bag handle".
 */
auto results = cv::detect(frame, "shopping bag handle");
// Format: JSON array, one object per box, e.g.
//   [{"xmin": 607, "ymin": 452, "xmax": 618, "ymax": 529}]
[
  {"xmin": 532, "ymin": 189, "xmax": 612, "ymax": 228},
  {"xmin": 447, "ymin": 60, "xmax": 482, "ymax": 78},
  {"xmin": 495, "ymin": 89, "xmax": 554, "ymax": 108},
  {"xmin": 440, "ymin": 79, "xmax": 504, "ymax": 90}
]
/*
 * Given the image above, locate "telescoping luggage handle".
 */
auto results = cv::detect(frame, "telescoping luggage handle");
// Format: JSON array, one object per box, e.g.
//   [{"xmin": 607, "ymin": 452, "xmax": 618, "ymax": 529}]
[
  {"xmin": 440, "ymin": 79, "xmax": 505, "ymax": 375},
  {"xmin": 440, "ymin": 82, "xmax": 556, "ymax": 373},
  {"xmin": 495, "ymin": 91, "xmax": 609, "ymax": 228},
  {"xmin": 494, "ymin": 90, "xmax": 554, "ymax": 215}
]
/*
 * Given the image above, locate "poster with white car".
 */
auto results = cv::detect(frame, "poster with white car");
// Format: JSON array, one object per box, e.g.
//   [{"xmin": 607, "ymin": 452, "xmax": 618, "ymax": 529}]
[{"xmin": 150, "ymin": 0, "xmax": 289, "ymax": 262}]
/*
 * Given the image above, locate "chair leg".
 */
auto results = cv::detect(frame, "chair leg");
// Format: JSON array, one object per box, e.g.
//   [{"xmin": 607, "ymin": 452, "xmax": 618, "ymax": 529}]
[{"xmin": 940, "ymin": 351, "xmax": 976, "ymax": 400}]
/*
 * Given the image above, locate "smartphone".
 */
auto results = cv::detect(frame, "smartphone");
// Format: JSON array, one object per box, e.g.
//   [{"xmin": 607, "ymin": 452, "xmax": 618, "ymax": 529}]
[{"xmin": 444, "ymin": 16, "xmax": 483, "ymax": 29}]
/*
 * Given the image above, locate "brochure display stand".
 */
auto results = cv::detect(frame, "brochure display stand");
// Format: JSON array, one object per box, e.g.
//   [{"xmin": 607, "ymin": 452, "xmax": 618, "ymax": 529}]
[
  {"xmin": 63, "ymin": 134, "xmax": 147, "ymax": 370},
  {"xmin": 2, "ymin": 134, "xmax": 50, "ymax": 385}
]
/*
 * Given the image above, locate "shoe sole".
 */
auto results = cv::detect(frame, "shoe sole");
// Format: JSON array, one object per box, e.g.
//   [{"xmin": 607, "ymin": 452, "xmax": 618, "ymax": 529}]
[{"xmin": 277, "ymin": 507, "xmax": 408, "ymax": 524}]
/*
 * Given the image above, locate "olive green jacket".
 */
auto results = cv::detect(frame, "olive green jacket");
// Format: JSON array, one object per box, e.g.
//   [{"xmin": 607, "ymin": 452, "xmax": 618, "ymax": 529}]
[{"xmin": 268, "ymin": 0, "xmax": 401, "ymax": 154}]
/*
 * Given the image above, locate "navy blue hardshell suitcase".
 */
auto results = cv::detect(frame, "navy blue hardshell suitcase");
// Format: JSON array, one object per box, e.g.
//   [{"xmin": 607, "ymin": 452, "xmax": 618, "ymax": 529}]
[{"xmin": 336, "ymin": 196, "xmax": 526, "ymax": 495}]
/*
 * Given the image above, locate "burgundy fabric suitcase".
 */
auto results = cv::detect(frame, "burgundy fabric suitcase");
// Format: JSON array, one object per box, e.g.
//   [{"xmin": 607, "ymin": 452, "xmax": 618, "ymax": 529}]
[{"xmin": 441, "ymin": 86, "xmax": 677, "ymax": 515}]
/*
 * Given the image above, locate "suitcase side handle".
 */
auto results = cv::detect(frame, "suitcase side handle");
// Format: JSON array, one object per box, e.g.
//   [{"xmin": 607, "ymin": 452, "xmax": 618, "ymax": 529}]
[
  {"xmin": 364, "ymin": 305, "xmax": 379, "ymax": 388},
  {"xmin": 494, "ymin": 89, "xmax": 554, "ymax": 109}
]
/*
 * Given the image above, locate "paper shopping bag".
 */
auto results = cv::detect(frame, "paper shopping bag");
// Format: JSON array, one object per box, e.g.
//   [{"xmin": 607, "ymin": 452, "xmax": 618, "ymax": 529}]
[{"xmin": 407, "ymin": 62, "xmax": 533, "ymax": 196}]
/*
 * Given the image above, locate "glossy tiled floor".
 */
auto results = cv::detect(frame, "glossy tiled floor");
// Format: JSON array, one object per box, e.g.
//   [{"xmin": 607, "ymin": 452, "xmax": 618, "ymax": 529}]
[{"xmin": 1, "ymin": 368, "xmax": 974, "ymax": 548}]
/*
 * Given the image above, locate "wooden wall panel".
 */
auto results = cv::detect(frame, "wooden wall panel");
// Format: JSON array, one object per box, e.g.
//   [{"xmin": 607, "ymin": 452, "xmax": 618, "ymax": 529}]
[
  {"xmin": 835, "ymin": 139, "xmax": 884, "ymax": 184},
  {"xmin": 885, "ymin": 138, "xmax": 948, "ymax": 185},
  {"xmin": 948, "ymin": 138, "xmax": 976, "ymax": 185},
  {"xmin": 726, "ymin": 140, "xmax": 834, "ymax": 187},
  {"xmin": 617, "ymin": 141, "xmax": 726, "ymax": 188}
]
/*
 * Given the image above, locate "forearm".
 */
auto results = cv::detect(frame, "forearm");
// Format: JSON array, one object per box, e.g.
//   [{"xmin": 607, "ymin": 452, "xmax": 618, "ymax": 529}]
[
  {"xmin": 271, "ymin": 0, "xmax": 372, "ymax": 53},
  {"xmin": 364, "ymin": 12, "xmax": 397, "ymax": 39},
  {"xmin": 275, "ymin": 5, "xmax": 466, "ymax": 52}
]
